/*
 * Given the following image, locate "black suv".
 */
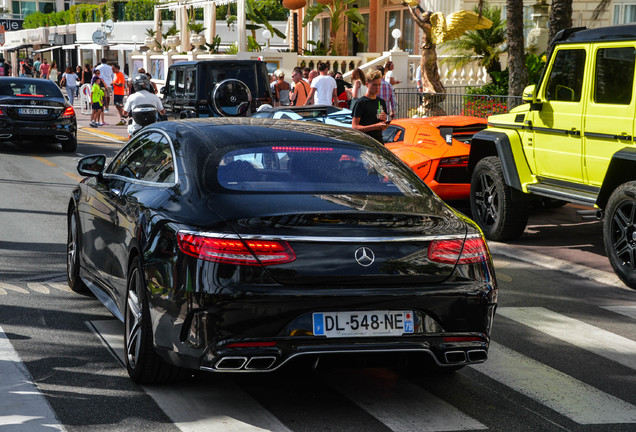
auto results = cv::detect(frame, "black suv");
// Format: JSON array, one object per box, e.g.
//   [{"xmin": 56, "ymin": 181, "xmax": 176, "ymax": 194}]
[{"xmin": 162, "ymin": 60, "xmax": 272, "ymax": 119}]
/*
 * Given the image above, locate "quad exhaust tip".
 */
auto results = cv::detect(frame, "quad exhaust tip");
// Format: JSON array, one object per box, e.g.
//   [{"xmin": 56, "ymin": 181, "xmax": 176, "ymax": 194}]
[
  {"xmin": 214, "ymin": 356, "xmax": 277, "ymax": 371},
  {"xmin": 444, "ymin": 349, "xmax": 488, "ymax": 364}
]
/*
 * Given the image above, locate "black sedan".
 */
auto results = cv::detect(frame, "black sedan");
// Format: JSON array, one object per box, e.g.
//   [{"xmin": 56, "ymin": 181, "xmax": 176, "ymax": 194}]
[
  {"xmin": 0, "ymin": 77, "xmax": 77, "ymax": 151},
  {"xmin": 67, "ymin": 118, "xmax": 497, "ymax": 384}
]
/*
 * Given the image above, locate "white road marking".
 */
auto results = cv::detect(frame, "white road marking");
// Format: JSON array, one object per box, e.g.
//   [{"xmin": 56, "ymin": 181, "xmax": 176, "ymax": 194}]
[
  {"xmin": 323, "ymin": 369, "xmax": 486, "ymax": 431},
  {"xmin": 0, "ymin": 325, "xmax": 65, "ymax": 431},
  {"xmin": 0, "ymin": 282, "xmax": 29, "ymax": 294},
  {"xmin": 48, "ymin": 282, "xmax": 73, "ymax": 293},
  {"xmin": 472, "ymin": 341, "xmax": 636, "ymax": 424},
  {"xmin": 88, "ymin": 320, "xmax": 291, "ymax": 432},
  {"xmin": 602, "ymin": 305, "xmax": 636, "ymax": 320},
  {"xmin": 498, "ymin": 307, "xmax": 636, "ymax": 371},
  {"xmin": 27, "ymin": 283, "xmax": 50, "ymax": 295}
]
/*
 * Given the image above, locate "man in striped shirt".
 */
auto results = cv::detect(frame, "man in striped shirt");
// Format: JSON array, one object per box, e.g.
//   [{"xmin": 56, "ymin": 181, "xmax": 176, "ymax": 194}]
[{"xmin": 375, "ymin": 65, "xmax": 396, "ymax": 119}]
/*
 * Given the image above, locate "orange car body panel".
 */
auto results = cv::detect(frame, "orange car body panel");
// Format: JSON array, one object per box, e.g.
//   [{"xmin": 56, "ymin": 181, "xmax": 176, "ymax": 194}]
[{"xmin": 385, "ymin": 116, "xmax": 487, "ymax": 201}]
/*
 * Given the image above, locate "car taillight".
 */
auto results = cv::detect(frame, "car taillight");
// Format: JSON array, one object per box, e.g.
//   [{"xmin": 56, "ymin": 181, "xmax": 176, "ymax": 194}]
[
  {"xmin": 0, "ymin": 107, "xmax": 4, "ymax": 117},
  {"xmin": 428, "ymin": 237, "xmax": 489, "ymax": 264},
  {"xmin": 177, "ymin": 232, "xmax": 296, "ymax": 265},
  {"xmin": 62, "ymin": 106, "xmax": 75, "ymax": 118},
  {"xmin": 439, "ymin": 156, "xmax": 469, "ymax": 167}
]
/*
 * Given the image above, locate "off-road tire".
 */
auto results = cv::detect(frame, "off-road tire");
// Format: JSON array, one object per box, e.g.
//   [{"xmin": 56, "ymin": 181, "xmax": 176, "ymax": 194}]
[
  {"xmin": 470, "ymin": 156, "xmax": 529, "ymax": 241},
  {"xmin": 124, "ymin": 256, "xmax": 182, "ymax": 383},
  {"xmin": 603, "ymin": 181, "xmax": 636, "ymax": 289}
]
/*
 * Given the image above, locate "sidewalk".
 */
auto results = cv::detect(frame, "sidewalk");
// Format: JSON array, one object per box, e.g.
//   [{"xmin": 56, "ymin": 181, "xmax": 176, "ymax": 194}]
[{"xmin": 67, "ymin": 88, "xmax": 129, "ymax": 143}]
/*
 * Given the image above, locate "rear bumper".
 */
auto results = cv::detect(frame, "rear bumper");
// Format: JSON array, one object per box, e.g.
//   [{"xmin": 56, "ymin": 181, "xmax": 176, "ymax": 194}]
[
  {"xmin": 149, "ymin": 282, "xmax": 497, "ymax": 373},
  {"xmin": 0, "ymin": 118, "xmax": 77, "ymax": 141}
]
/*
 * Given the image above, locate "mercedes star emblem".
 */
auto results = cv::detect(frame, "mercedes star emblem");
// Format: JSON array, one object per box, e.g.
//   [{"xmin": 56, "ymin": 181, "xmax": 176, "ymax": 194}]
[
  {"xmin": 31, "ymin": 100, "xmax": 37, "ymax": 105},
  {"xmin": 354, "ymin": 247, "xmax": 375, "ymax": 267},
  {"xmin": 230, "ymin": 96, "xmax": 237, "ymax": 103}
]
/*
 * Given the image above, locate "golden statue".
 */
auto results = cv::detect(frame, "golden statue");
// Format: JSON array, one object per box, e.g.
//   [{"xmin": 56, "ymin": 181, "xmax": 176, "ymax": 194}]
[{"xmin": 402, "ymin": 1, "xmax": 492, "ymax": 116}]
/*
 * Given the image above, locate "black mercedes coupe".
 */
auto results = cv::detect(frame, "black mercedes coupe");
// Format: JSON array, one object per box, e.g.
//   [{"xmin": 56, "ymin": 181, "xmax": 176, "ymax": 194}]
[
  {"xmin": 0, "ymin": 77, "xmax": 77, "ymax": 151},
  {"xmin": 67, "ymin": 118, "xmax": 497, "ymax": 384}
]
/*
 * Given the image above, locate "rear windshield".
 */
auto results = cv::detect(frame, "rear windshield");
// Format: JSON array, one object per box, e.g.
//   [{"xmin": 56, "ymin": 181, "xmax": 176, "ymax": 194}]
[
  {"xmin": 203, "ymin": 63, "xmax": 269, "ymax": 98},
  {"xmin": 215, "ymin": 143, "xmax": 427, "ymax": 195},
  {"xmin": 0, "ymin": 80, "xmax": 62, "ymax": 98}
]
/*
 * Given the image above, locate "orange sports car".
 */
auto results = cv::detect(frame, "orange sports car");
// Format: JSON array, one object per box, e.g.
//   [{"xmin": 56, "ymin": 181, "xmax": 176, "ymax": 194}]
[{"xmin": 383, "ymin": 116, "xmax": 487, "ymax": 201}]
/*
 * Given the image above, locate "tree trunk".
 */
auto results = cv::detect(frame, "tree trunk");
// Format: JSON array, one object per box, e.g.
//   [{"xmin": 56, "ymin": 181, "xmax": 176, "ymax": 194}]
[
  {"xmin": 548, "ymin": 0, "xmax": 573, "ymax": 47},
  {"xmin": 507, "ymin": 0, "xmax": 527, "ymax": 97}
]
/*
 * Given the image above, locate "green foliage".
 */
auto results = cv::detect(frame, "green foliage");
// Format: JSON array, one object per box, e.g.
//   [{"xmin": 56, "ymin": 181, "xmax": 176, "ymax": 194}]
[
  {"xmin": 205, "ymin": 35, "xmax": 222, "ymax": 54},
  {"xmin": 187, "ymin": 22, "xmax": 206, "ymax": 35},
  {"xmin": 440, "ymin": 2, "xmax": 506, "ymax": 81},
  {"xmin": 145, "ymin": 28, "xmax": 156, "ymax": 38},
  {"xmin": 225, "ymin": 42, "xmax": 240, "ymax": 55},
  {"xmin": 24, "ymin": 2, "xmax": 116, "ymax": 28},
  {"xmin": 163, "ymin": 24, "xmax": 178, "ymax": 38},
  {"xmin": 247, "ymin": 35, "xmax": 262, "ymax": 52},
  {"xmin": 303, "ymin": 40, "xmax": 328, "ymax": 56},
  {"xmin": 466, "ymin": 70, "xmax": 509, "ymax": 96},
  {"xmin": 526, "ymin": 52, "xmax": 546, "ymax": 85},
  {"xmin": 123, "ymin": 0, "xmax": 156, "ymax": 22},
  {"xmin": 302, "ymin": 0, "xmax": 365, "ymax": 55},
  {"xmin": 217, "ymin": 0, "xmax": 287, "ymax": 21}
]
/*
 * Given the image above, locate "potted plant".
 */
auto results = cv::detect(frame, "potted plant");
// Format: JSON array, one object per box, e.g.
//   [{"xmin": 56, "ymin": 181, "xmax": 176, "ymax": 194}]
[
  {"xmin": 144, "ymin": 28, "xmax": 160, "ymax": 52},
  {"xmin": 187, "ymin": 22, "xmax": 206, "ymax": 53}
]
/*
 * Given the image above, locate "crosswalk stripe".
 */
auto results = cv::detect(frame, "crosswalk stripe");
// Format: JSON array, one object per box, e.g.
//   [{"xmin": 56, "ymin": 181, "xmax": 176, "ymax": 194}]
[
  {"xmin": 0, "ymin": 325, "xmax": 65, "ymax": 431},
  {"xmin": 324, "ymin": 369, "xmax": 486, "ymax": 431},
  {"xmin": 497, "ymin": 307, "xmax": 636, "ymax": 371},
  {"xmin": 88, "ymin": 320, "xmax": 291, "ymax": 432},
  {"xmin": 602, "ymin": 305, "xmax": 636, "ymax": 320},
  {"xmin": 48, "ymin": 282, "xmax": 73, "ymax": 293},
  {"xmin": 27, "ymin": 283, "xmax": 50, "ymax": 295},
  {"xmin": 0, "ymin": 282, "xmax": 29, "ymax": 294},
  {"xmin": 472, "ymin": 341, "xmax": 636, "ymax": 424}
]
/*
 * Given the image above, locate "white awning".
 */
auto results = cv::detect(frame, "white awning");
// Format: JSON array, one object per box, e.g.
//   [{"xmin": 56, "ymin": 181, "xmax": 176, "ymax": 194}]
[
  {"xmin": 109, "ymin": 44, "xmax": 138, "ymax": 51},
  {"xmin": 33, "ymin": 46, "xmax": 63, "ymax": 53},
  {"xmin": 78, "ymin": 43, "xmax": 110, "ymax": 51},
  {"xmin": 62, "ymin": 44, "xmax": 79, "ymax": 50}
]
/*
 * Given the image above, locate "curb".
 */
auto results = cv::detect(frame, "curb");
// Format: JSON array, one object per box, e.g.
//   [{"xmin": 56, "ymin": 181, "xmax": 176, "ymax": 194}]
[
  {"xmin": 79, "ymin": 127, "xmax": 127, "ymax": 143},
  {"xmin": 489, "ymin": 242, "xmax": 628, "ymax": 291}
]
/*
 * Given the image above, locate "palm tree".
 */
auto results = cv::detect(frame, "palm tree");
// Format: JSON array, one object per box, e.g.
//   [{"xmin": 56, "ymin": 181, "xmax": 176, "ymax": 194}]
[
  {"xmin": 507, "ymin": 0, "xmax": 527, "ymax": 96},
  {"xmin": 548, "ymin": 0, "xmax": 572, "ymax": 48},
  {"xmin": 440, "ymin": 2, "xmax": 506, "ymax": 83},
  {"xmin": 302, "ymin": 0, "xmax": 366, "ymax": 56}
]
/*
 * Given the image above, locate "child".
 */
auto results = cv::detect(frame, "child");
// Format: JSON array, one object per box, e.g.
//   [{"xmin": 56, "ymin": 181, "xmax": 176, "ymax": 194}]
[{"xmin": 90, "ymin": 74, "xmax": 105, "ymax": 127}]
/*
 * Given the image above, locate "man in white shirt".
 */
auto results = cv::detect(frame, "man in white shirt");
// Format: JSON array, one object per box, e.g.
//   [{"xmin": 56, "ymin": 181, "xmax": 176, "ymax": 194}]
[
  {"xmin": 95, "ymin": 58, "xmax": 114, "ymax": 113},
  {"xmin": 305, "ymin": 62, "xmax": 337, "ymax": 106}
]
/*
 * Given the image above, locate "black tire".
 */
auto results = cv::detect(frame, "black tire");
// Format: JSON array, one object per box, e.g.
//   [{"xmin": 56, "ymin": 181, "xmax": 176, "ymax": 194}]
[
  {"xmin": 470, "ymin": 156, "xmax": 529, "ymax": 241},
  {"xmin": 61, "ymin": 137, "xmax": 77, "ymax": 152},
  {"xmin": 603, "ymin": 181, "xmax": 636, "ymax": 289},
  {"xmin": 67, "ymin": 209, "xmax": 88, "ymax": 293},
  {"xmin": 124, "ymin": 256, "xmax": 182, "ymax": 384}
]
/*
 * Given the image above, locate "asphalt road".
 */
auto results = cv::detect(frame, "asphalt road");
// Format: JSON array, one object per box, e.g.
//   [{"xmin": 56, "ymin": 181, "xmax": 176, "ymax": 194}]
[{"xmin": 0, "ymin": 130, "xmax": 635, "ymax": 432}]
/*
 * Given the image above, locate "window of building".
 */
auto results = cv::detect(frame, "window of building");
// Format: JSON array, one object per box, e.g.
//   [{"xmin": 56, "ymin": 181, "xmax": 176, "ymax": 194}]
[
  {"xmin": 384, "ymin": 8, "xmax": 414, "ymax": 53},
  {"xmin": 613, "ymin": 2, "xmax": 636, "ymax": 23},
  {"xmin": 12, "ymin": 1, "xmax": 55, "ymax": 17},
  {"xmin": 594, "ymin": 47, "xmax": 635, "ymax": 105}
]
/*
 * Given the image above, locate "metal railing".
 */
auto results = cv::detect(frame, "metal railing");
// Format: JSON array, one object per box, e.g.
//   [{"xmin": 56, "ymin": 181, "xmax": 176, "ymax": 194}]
[{"xmin": 394, "ymin": 88, "xmax": 523, "ymax": 119}]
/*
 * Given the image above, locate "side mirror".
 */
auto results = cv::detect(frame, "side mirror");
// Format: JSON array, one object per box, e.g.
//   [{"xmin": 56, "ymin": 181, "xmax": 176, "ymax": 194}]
[
  {"xmin": 522, "ymin": 85, "xmax": 536, "ymax": 104},
  {"xmin": 77, "ymin": 154, "xmax": 106, "ymax": 177}
]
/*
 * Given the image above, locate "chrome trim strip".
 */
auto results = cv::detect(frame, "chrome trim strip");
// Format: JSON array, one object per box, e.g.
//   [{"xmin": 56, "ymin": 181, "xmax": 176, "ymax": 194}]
[
  {"xmin": 0, "ymin": 104, "xmax": 62, "ymax": 110},
  {"xmin": 178, "ymin": 230, "xmax": 482, "ymax": 243}
]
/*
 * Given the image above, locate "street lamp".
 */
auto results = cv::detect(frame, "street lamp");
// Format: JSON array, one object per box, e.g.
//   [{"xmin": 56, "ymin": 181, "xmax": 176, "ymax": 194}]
[
  {"xmin": 131, "ymin": 34, "xmax": 139, "ymax": 55},
  {"xmin": 262, "ymin": 29, "xmax": 271, "ymax": 50},
  {"xmin": 391, "ymin": 28, "xmax": 402, "ymax": 51}
]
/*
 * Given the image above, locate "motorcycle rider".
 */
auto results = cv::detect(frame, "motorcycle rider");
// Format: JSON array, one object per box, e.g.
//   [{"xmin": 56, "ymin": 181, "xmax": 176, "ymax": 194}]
[{"xmin": 123, "ymin": 74, "xmax": 166, "ymax": 139}]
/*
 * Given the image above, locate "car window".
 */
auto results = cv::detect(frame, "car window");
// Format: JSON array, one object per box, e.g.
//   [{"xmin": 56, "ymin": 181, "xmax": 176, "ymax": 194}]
[
  {"xmin": 204, "ymin": 63, "xmax": 259, "ymax": 96},
  {"xmin": 167, "ymin": 68, "xmax": 177, "ymax": 96},
  {"xmin": 0, "ymin": 80, "xmax": 62, "ymax": 98},
  {"xmin": 544, "ymin": 49, "xmax": 586, "ymax": 102},
  {"xmin": 135, "ymin": 136, "xmax": 176, "ymax": 183},
  {"xmin": 382, "ymin": 125, "xmax": 405, "ymax": 143},
  {"xmin": 107, "ymin": 132, "xmax": 165, "ymax": 180},
  {"xmin": 176, "ymin": 68, "xmax": 185, "ymax": 95},
  {"xmin": 185, "ymin": 68, "xmax": 196, "ymax": 95},
  {"xmin": 213, "ymin": 143, "xmax": 426, "ymax": 196},
  {"xmin": 594, "ymin": 47, "xmax": 635, "ymax": 105}
]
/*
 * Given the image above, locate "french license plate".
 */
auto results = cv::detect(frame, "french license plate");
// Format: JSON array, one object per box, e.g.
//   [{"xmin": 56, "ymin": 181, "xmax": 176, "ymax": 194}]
[
  {"xmin": 313, "ymin": 310, "xmax": 414, "ymax": 338},
  {"xmin": 19, "ymin": 108, "xmax": 48, "ymax": 115}
]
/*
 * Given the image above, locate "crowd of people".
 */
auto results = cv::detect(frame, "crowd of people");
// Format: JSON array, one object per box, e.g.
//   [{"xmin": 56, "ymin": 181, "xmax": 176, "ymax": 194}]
[{"xmin": 267, "ymin": 61, "xmax": 398, "ymax": 143}]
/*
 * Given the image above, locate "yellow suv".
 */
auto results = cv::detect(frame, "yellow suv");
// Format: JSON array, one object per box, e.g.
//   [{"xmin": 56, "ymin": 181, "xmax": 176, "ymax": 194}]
[{"xmin": 468, "ymin": 25, "xmax": 636, "ymax": 288}]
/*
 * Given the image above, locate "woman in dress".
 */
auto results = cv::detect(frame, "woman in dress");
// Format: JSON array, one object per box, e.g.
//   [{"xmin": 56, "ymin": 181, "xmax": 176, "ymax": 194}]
[
  {"xmin": 383, "ymin": 61, "xmax": 401, "ymax": 87},
  {"xmin": 48, "ymin": 62, "xmax": 59, "ymax": 85},
  {"xmin": 273, "ymin": 70, "xmax": 291, "ymax": 106}
]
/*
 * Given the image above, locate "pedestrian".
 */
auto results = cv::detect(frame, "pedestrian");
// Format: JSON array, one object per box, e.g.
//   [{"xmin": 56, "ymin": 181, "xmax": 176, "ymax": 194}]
[
  {"xmin": 0, "ymin": 56, "xmax": 8, "ymax": 77},
  {"xmin": 348, "ymin": 67, "xmax": 367, "ymax": 110},
  {"xmin": 90, "ymin": 71, "xmax": 105, "ymax": 128},
  {"xmin": 60, "ymin": 66, "xmax": 79, "ymax": 106},
  {"xmin": 289, "ymin": 68, "xmax": 310, "ymax": 106},
  {"xmin": 383, "ymin": 60, "xmax": 401, "ymax": 87},
  {"xmin": 351, "ymin": 70, "xmax": 389, "ymax": 143},
  {"xmin": 334, "ymin": 71, "xmax": 351, "ymax": 108},
  {"xmin": 39, "ymin": 59, "xmax": 50, "ymax": 79},
  {"xmin": 111, "ymin": 63, "xmax": 127, "ymax": 125},
  {"xmin": 145, "ymin": 72, "xmax": 158, "ymax": 93},
  {"xmin": 123, "ymin": 74, "xmax": 165, "ymax": 139},
  {"xmin": 273, "ymin": 70, "xmax": 291, "ymax": 106},
  {"xmin": 305, "ymin": 62, "xmax": 337, "ymax": 106},
  {"xmin": 95, "ymin": 58, "xmax": 113, "ymax": 113},
  {"xmin": 75, "ymin": 66, "xmax": 82, "ymax": 98},
  {"xmin": 308, "ymin": 69, "xmax": 319, "ymax": 85},
  {"xmin": 33, "ymin": 57, "xmax": 41, "ymax": 78},
  {"xmin": 302, "ymin": 67, "xmax": 311, "ymax": 82},
  {"xmin": 20, "ymin": 60, "xmax": 33, "ymax": 77},
  {"xmin": 81, "ymin": 64, "xmax": 92, "ymax": 87},
  {"xmin": 49, "ymin": 62, "xmax": 59, "ymax": 85},
  {"xmin": 375, "ymin": 65, "xmax": 396, "ymax": 119}
]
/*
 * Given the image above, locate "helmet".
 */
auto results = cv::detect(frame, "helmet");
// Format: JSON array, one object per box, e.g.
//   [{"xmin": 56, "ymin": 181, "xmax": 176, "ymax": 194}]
[{"xmin": 132, "ymin": 74, "xmax": 151, "ymax": 92}]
